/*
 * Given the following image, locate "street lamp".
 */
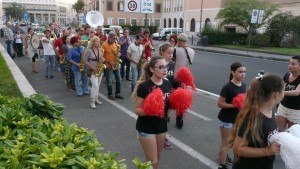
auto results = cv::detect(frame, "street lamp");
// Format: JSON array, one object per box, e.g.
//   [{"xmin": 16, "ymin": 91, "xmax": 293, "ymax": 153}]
[{"xmin": 197, "ymin": 0, "xmax": 203, "ymax": 45}]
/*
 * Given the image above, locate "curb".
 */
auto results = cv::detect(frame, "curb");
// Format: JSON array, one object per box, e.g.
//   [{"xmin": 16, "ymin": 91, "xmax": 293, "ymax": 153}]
[
  {"xmin": 191, "ymin": 46, "xmax": 291, "ymax": 62},
  {"xmin": 0, "ymin": 43, "xmax": 36, "ymax": 97}
]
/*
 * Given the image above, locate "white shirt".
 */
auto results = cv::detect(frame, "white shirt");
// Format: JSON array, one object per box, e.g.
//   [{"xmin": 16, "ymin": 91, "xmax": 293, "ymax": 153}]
[
  {"xmin": 15, "ymin": 34, "xmax": 22, "ymax": 43},
  {"xmin": 127, "ymin": 42, "xmax": 144, "ymax": 68},
  {"xmin": 42, "ymin": 37, "xmax": 56, "ymax": 55}
]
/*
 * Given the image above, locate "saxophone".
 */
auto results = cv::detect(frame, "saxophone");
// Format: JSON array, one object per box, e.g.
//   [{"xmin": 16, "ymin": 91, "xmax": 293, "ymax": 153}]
[
  {"xmin": 95, "ymin": 48, "xmax": 106, "ymax": 77},
  {"xmin": 59, "ymin": 56, "xmax": 65, "ymax": 64},
  {"xmin": 112, "ymin": 43, "xmax": 122, "ymax": 70},
  {"xmin": 79, "ymin": 50, "xmax": 85, "ymax": 72}
]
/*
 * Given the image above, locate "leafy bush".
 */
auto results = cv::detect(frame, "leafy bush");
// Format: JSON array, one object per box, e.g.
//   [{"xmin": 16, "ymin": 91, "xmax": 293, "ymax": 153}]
[
  {"xmin": 0, "ymin": 94, "xmax": 152, "ymax": 169},
  {"xmin": 246, "ymin": 34, "xmax": 271, "ymax": 47}
]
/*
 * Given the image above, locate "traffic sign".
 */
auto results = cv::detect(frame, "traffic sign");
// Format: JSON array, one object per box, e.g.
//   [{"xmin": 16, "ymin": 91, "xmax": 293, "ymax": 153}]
[
  {"xmin": 141, "ymin": 0, "xmax": 154, "ymax": 14},
  {"xmin": 24, "ymin": 12, "xmax": 29, "ymax": 22},
  {"xmin": 257, "ymin": 10, "xmax": 264, "ymax": 24},
  {"xmin": 251, "ymin": 9, "xmax": 259, "ymax": 24},
  {"xmin": 124, "ymin": 0, "xmax": 141, "ymax": 13}
]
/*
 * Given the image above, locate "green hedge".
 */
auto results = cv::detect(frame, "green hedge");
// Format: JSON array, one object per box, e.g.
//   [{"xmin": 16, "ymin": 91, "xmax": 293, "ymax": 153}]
[
  {"xmin": 246, "ymin": 34, "xmax": 271, "ymax": 47},
  {"xmin": 0, "ymin": 94, "xmax": 152, "ymax": 169},
  {"xmin": 202, "ymin": 31, "xmax": 247, "ymax": 45}
]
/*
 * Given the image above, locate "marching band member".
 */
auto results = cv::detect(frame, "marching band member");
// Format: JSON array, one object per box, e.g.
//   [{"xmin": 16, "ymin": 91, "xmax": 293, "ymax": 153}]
[
  {"xmin": 119, "ymin": 27, "xmax": 133, "ymax": 81},
  {"xmin": 67, "ymin": 36, "xmax": 89, "ymax": 96},
  {"xmin": 24, "ymin": 27, "xmax": 39, "ymax": 73},
  {"xmin": 141, "ymin": 29, "xmax": 154, "ymax": 61},
  {"xmin": 42, "ymin": 29, "xmax": 56, "ymax": 79},
  {"xmin": 95, "ymin": 26, "xmax": 107, "ymax": 44},
  {"xmin": 85, "ymin": 36, "xmax": 105, "ymax": 109},
  {"xmin": 62, "ymin": 35, "xmax": 75, "ymax": 92},
  {"xmin": 54, "ymin": 29, "xmax": 70, "ymax": 80},
  {"xmin": 102, "ymin": 31, "xmax": 123, "ymax": 100}
]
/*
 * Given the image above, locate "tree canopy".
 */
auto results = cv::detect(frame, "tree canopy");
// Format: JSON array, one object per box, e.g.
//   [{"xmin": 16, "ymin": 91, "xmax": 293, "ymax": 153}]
[
  {"xmin": 216, "ymin": 0, "xmax": 278, "ymax": 32},
  {"xmin": 72, "ymin": 0, "xmax": 85, "ymax": 21},
  {"xmin": 4, "ymin": 3, "xmax": 25, "ymax": 22}
]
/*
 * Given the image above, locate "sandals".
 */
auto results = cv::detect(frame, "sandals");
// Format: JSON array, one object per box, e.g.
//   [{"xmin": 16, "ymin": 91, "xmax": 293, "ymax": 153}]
[{"xmin": 164, "ymin": 138, "xmax": 173, "ymax": 150}]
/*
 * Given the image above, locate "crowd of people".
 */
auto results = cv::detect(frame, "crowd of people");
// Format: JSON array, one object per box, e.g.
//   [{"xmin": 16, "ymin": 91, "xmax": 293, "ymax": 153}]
[{"xmin": 2, "ymin": 20, "xmax": 300, "ymax": 169}]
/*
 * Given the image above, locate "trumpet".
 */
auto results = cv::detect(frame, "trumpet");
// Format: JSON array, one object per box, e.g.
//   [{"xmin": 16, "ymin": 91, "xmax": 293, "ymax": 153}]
[
  {"xmin": 50, "ymin": 33, "xmax": 56, "ymax": 41},
  {"xmin": 112, "ymin": 44, "xmax": 122, "ymax": 70},
  {"xmin": 127, "ymin": 37, "xmax": 131, "ymax": 45}
]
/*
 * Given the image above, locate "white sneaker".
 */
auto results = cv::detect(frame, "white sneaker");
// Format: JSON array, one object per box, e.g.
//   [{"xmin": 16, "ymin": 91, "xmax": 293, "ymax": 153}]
[
  {"xmin": 90, "ymin": 101, "xmax": 96, "ymax": 109},
  {"xmin": 95, "ymin": 99, "xmax": 103, "ymax": 105}
]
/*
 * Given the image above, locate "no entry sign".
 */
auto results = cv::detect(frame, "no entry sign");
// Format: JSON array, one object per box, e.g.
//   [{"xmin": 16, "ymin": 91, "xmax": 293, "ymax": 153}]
[{"xmin": 124, "ymin": 0, "xmax": 141, "ymax": 13}]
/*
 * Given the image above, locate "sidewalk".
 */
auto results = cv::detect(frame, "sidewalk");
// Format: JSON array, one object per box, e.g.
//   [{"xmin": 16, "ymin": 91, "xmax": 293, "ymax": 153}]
[{"xmin": 190, "ymin": 44, "xmax": 291, "ymax": 62}]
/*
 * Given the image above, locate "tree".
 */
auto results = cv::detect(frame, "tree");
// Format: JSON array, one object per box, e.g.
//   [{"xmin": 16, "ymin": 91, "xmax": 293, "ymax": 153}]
[
  {"xmin": 72, "ymin": 0, "xmax": 85, "ymax": 25},
  {"xmin": 4, "ymin": 2, "xmax": 25, "ymax": 22},
  {"xmin": 267, "ymin": 12, "xmax": 299, "ymax": 46},
  {"xmin": 216, "ymin": 0, "xmax": 278, "ymax": 32}
]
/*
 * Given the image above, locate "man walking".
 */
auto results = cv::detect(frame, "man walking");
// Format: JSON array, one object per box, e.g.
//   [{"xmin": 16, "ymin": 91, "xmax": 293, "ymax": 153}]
[
  {"xmin": 119, "ymin": 27, "xmax": 133, "ymax": 81},
  {"xmin": 174, "ymin": 33, "xmax": 195, "ymax": 129},
  {"xmin": 3, "ymin": 21, "xmax": 14, "ymax": 58}
]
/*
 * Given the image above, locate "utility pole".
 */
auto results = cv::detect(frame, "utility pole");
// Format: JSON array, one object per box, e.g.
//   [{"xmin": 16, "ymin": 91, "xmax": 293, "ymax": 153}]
[
  {"xmin": 145, "ymin": 14, "xmax": 148, "ymax": 28},
  {"xmin": 197, "ymin": 0, "xmax": 204, "ymax": 45}
]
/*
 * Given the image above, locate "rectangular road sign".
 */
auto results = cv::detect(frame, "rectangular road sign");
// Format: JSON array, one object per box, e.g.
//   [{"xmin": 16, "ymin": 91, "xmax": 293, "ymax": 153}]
[
  {"xmin": 257, "ymin": 10, "xmax": 264, "ymax": 24},
  {"xmin": 251, "ymin": 9, "xmax": 259, "ymax": 24},
  {"xmin": 141, "ymin": 0, "xmax": 154, "ymax": 14},
  {"xmin": 124, "ymin": 0, "xmax": 141, "ymax": 13}
]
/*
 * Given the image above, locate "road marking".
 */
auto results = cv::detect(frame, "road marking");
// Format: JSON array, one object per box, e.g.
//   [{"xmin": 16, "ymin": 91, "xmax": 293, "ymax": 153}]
[
  {"xmin": 196, "ymin": 88, "xmax": 220, "ymax": 98},
  {"xmin": 187, "ymin": 109, "xmax": 212, "ymax": 121},
  {"xmin": 99, "ymin": 93, "xmax": 219, "ymax": 169}
]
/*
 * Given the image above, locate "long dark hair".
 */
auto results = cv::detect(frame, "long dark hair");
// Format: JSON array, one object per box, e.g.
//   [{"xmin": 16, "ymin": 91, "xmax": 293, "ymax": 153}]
[
  {"xmin": 229, "ymin": 62, "xmax": 245, "ymax": 81},
  {"xmin": 131, "ymin": 56, "xmax": 165, "ymax": 100},
  {"xmin": 228, "ymin": 74, "xmax": 284, "ymax": 147}
]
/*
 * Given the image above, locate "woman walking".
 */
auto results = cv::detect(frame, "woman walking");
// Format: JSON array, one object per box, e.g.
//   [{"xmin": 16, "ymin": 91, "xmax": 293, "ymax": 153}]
[
  {"xmin": 229, "ymin": 74, "xmax": 284, "ymax": 169},
  {"xmin": 62, "ymin": 35, "xmax": 75, "ymax": 91},
  {"xmin": 132, "ymin": 56, "xmax": 171, "ymax": 169},
  {"xmin": 85, "ymin": 36, "xmax": 105, "ymax": 108},
  {"xmin": 217, "ymin": 62, "xmax": 246, "ymax": 169}
]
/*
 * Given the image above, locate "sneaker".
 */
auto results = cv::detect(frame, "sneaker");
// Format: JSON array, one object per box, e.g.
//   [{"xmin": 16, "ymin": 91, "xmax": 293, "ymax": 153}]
[
  {"xmin": 218, "ymin": 165, "xmax": 227, "ymax": 169},
  {"xmin": 176, "ymin": 115, "xmax": 183, "ymax": 129},
  {"xmin": 90, "ymin": 101, "xmax": 96, "ymax": 109},
  {"xmin": 164, "ymin": 139, "xmax": 173, "ymax": 150},
  {"xmin": 126, "ymin": 78, "xmax": 132, "ymax": 81},
  {"xmin": 226, "ymin": 155, "xmax": 233, "ymax": 165},
  {"xmin": 115, "ymin": 94, "xmax": 124, "ymax": 99},
  {"xmin": 108, "ymin": 95, "xmax": 115, "ymax": 100},
  {"xmin": 95, "ymin": 99, "xmax": 103, "ymax": 105}
]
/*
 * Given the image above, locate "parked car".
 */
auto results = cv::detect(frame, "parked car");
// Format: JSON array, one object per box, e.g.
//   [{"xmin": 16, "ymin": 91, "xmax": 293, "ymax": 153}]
[
  {"xmin": 160, "ymin": 28, "xmax": 183, "ymax": 41},
  {"xmin": 20, "ymin": 22, "xmax": 27, "ymax": 26},
  {"xmin": 103, "ymin": 28, "xmax": 114, "ymax": 35},
  {"xmin": 151, "ymin": 32, "xmax": 160, "ymax": 40},
  {"xmin": 31, "ymin": 23, "xmax": 39, "ymax": 26}
]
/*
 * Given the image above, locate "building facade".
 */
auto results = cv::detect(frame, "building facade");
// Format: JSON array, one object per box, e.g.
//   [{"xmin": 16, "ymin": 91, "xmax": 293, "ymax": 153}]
[
  {"xmin": 2, "ymin": 0, "xmax": 73, "ymax": 26},
  {"xmin": 85, "ymin": 0, "xmax": 164, "ymax": 28}
]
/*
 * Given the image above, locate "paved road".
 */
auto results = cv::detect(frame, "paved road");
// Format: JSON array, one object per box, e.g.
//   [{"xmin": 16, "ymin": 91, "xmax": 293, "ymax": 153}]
[{"xmin": 1, "ymin": 38, "xmax": 286, "ymax": 169}]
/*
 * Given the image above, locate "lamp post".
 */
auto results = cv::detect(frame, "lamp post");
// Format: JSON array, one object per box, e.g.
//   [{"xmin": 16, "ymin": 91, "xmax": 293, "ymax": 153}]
[{"xmin": 197, "ymin": 0, "xmax": 203, "ymax": 45}]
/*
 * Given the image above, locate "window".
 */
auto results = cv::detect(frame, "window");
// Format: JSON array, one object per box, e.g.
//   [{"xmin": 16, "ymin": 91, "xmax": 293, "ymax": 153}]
[
  {"xmin": 180, "ymin": 18, "xmax": 183, "ymax": 28},
  {"xmin": 118, "ymin": 18, "xmax": 126, "ymax": 25},
  {"xmin": 118, "ymin": 2, "xmax": 124, "ymax": 11},
  {"xmin": 163, "ymin": 18, "xmax": 166, "ymax": 28},
  {"xmin": 168, "ymin": 18, "xmax": 171, "ymax": 27},
  {"xmin": 107, "ymin": 1, "xmax": 113, "ymax": 11},
  {"xmin": 155, "ymin": 3, "xmax": 161, "ymax": 13},
  {"xmin": 143, "ymin": 18, "xmax": 150, "ymax": 26},
  {"xmin": 131, "ymin": 18, "xmax": 137, "ymax": 26},
  {"xmin": 190, "ymin": 18, "xmax": 195, "ymax": 32},
  {"xmin": 173, "ymin": 18, "xmax": 177, "ymax": 28},
  {"xmin": 154, "ymin": 19, "xmax": 160, "ymax": 27}
]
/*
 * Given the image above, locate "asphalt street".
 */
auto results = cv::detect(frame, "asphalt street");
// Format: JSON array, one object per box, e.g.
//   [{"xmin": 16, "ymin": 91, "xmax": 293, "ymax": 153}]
[{"xmin": 1, "ymin": 37, "xmax": 287, "ymax": 169}]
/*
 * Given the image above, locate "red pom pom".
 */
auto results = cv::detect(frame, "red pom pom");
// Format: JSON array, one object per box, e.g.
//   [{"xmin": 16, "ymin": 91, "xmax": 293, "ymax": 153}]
[
  {"xmin": 232, "ymin": 93, "xmax": 246, "ymax": 110},
  {"xmin": 142, "ymin": 88, "xmax": 165, "ymax": 118},
  {"xmin": 175, "ymin": 67, "xmax": 196, "ymax": 90},
  {"xmin": 169, "ymin": 88, "xmax": 193, "ymax": 116}
]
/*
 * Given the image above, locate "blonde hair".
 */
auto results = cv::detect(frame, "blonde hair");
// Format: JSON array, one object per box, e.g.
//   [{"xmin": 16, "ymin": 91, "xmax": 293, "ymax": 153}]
[
  {"xmin": 228, "ymin": 74, "xmax": 284, "ymax": 147},
  {"xmin": 87, "ymin": 36, "xmax": 100, "ymax": 49},
  {"xmin": 131, "ymin": 56, "xmax": 164, "ymax": 100}
]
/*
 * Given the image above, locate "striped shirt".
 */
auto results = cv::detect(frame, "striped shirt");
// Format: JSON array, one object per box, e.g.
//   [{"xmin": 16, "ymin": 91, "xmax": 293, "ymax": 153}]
[{"xmin": 3, "ymin": 26, "xmax": 14, "ymax": 41}]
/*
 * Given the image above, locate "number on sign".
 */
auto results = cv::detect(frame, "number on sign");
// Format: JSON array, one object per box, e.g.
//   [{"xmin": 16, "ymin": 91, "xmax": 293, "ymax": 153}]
[
  {"xmin": 143, "ymin": 2, "xmax": 151, "ymax": 6},
  {"xmin": 129, "ymin": 2, "xmax": 136, "ymax": 9}
]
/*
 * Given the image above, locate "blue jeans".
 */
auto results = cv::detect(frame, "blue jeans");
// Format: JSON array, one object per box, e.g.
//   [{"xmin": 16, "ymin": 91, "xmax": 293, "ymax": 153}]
[
  {"xmin": 106, "ymin": 67, "xmax": 121, "ymax": 96},
  {"xmin": 6, "ymin": 40, "xmax": 13, "ymax": 58},
  {"xmin": 73, "ymin": 70, "xmax": 89, "ymax": 96},
  {"xmin": 120, "ymin": 56, "xmax": 130, "ymax": 79},
  {"xmin": 131, "ymin": 66, "xmax": 141, "ymax": 92},
  {"xmin": 44, "ymin": 55, "xmax": 56, "ymax": 77}
]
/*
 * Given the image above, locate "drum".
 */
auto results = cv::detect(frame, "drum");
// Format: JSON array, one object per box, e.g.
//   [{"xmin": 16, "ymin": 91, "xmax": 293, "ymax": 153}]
[{"xmin": 30, "ymin": 33, "xmax": 40, "ymax": 50}]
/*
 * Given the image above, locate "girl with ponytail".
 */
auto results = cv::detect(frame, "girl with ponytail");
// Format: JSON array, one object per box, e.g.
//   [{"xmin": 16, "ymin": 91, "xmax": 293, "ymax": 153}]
[
  {"xmin": 131, "ymin": 56, "xmax": 171, "ymax": 169},
  {"xmin": 228, "ymin": 74, "xmax": 284, "ymax": 169}
]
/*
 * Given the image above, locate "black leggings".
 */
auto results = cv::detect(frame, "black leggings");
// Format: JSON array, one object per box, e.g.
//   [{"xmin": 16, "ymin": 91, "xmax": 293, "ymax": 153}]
[{"xmin": 15, "ymin": 43, "xmax": 23, "ymax": 56}]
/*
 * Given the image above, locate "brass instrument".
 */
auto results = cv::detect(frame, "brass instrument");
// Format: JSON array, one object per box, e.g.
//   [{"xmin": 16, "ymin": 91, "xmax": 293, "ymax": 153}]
[
  {"xmin": 59, "ymin": 55, "xmax": 65, "ymax": 64},
  {"xmin": 112, "ymin": 44, "xmax": 122, "ymax": 70},
  {"xmin": 79, "ymin": 51, "xmax": 85, "ymax": 72},
  {"xmin": 80, "ymin": 40, "xmax": 89, "ymax": 47},
  {"xmin": 50, "ymin": 33, "xmax": 57, "ymax": 41},
  {"xmin": 95, "ymin": 49, "xmax": 106, "ymax": 77},
  {"xmin": 127, "ymin": 37, "xmax": 131, "ymax": 45}
]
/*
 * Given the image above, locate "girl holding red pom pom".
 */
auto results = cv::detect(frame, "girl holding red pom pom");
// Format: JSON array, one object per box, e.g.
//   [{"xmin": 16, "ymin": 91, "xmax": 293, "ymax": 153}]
[
  {"xmin": 217, "ymin": 62, "xmax": 246, "ymax": 169},
  {"xmin": 132, "ymin": 56, "xmax": 171, "ymax": 169},
  {"xmin": 159, "ymin": 43, "xmax": 175, "ymax": 150}
]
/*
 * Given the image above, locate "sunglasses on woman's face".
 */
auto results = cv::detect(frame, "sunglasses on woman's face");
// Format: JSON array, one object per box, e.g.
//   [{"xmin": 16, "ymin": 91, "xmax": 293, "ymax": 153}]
[{"xmin": 154, "ymin": 65, "xmax": 169, "ymax": 70}]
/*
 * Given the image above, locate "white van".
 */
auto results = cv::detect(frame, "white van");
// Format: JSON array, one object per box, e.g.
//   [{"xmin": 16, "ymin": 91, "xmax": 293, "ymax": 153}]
[
  {"xmin": 159, "ymin": 28, "xmax": 183, "ymax": 40},
  {"xmin": 109, "ymin": 25, "xmax": 123, "ymax": 34}
]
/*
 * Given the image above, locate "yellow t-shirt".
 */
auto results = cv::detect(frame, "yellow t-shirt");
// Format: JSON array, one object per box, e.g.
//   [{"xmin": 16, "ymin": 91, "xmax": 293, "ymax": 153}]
[{"xmin": 102, "ymin": 41, "xmax": 117, "ymax": 68}]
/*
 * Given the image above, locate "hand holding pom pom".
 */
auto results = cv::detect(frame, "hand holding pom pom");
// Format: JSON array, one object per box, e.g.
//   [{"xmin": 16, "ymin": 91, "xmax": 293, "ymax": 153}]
[
  {"xmin": 142, "ymin": 88, "xmax": 165, "ymax": 118},
  {"xmin": 232, "ymin": 93, "xmax": 246, "ymax": 110},
  {"xmin": 175, "ymin": 67, "xmax": 196, "ymax": 91},
  {"xmin": 169, "ymin": 88, "xmax": 193, "ymax": 116}
]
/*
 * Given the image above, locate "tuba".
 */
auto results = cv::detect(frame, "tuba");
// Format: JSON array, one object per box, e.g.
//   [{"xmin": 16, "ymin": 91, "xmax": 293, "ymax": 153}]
[{"xmin": 86, "ymin": 11, "xmax": 104, "ymax": 28}]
